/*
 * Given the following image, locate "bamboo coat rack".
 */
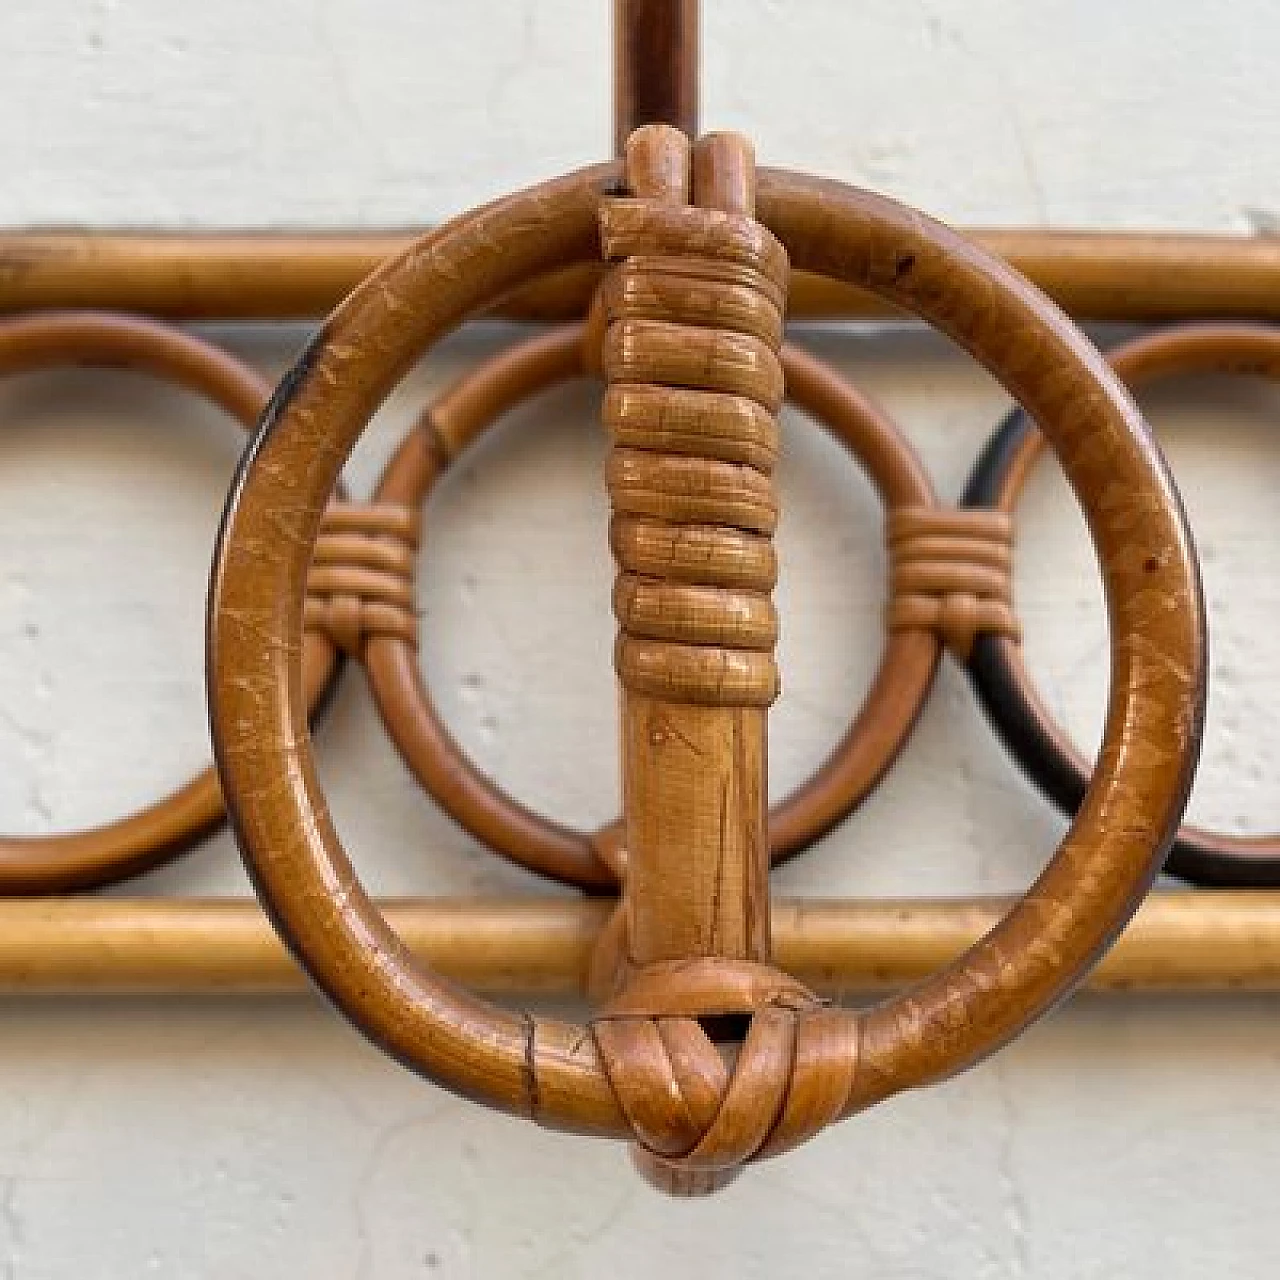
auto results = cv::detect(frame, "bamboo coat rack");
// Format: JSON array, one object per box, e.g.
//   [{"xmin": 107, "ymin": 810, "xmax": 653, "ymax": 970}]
[{"xmin": 2, "ymin": 0, "xmax": 1277, "ymax": 1192}]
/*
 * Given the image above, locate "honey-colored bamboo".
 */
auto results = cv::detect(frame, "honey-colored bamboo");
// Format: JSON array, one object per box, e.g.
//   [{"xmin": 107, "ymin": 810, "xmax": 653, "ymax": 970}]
[
  {"xmin": 5, "ymin": 229, "xmax": 1280, "ymax": 323},
  {"xmin": 1, "ymin": 894, "xmax": 1277, "ymax": 995},
  {"xmin": 205, "ymin": 159, "xmax": 1202, "ymax": 1163}
]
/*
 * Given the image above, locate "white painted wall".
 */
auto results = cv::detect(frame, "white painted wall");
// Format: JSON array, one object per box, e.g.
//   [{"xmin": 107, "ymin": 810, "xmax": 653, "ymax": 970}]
[{"xmin": 1, "ymin": 2, "xmax": 1279, "ymax": 1275}]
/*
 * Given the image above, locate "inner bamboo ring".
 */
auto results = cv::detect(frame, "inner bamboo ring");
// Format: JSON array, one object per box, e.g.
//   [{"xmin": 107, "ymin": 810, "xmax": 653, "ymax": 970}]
[
  {"xmin": 0, "ymin": 310, "xmax": 340, "ymax": 894},
  {"xmin": 208, "ymin": 162, "xmax": 1204, "ymax": 1137},
  {"xmin": 966, "ymin": 321, "xmax": 1280, "ymax": 887},
  {"xmin": 363, "ymin": 323, "xmax": 941, "ymax": 891}
]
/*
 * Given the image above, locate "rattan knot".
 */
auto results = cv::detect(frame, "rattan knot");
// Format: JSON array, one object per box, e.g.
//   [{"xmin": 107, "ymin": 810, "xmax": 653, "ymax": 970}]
[
  {"xmin": 887, "ymin": 507, "xmax": 1019, "ymax": 660},
  {"xmin": 304, "ymin": 500, "xmax": 421, "ymax": 655},
  {"xmin": 589, "ymin": 958, "xmax": 859, "ymax": 1195},
  {"xmin": 600, "ymin": 128, "xmax": 788, "ymax": 709}
]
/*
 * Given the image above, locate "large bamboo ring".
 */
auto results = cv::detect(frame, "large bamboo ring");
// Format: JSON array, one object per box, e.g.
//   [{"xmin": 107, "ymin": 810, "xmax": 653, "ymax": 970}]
[
  {"xmin": 209, "ymin": 165, "xmax": 1204, "ymax": 1158},
  {"xmin": 0, "ymin": 311, "xmax": 340, "ymax": 892},
  {"xmin": 363, "ymin": 323, "xmax": 941, "ymax": 889},
  {"xmin": 966, "ymin": 322, "xmax": 1277, "ymax": 886}
]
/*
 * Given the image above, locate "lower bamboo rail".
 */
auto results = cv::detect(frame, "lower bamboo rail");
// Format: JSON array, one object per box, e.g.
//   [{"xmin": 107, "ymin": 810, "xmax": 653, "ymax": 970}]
[
  {"xmin": 1, "ymin": 894, "xmax": 1277, "ymax": 994},
  {"xmin": 4, "ymin": 231, "xmax": 1280, "ymax": 323}
]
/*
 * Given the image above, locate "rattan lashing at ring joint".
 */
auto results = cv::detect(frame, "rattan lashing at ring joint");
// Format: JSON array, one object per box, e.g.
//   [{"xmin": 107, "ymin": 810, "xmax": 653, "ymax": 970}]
[
  {"xmin": 208, "ymin": 124, "xmax": 1204, "ymax": 1193},
  {"xmin": 886, "ymin": 507, "xmax": 1019, "ymax": 661},
  {"xmin": 304, "ymin": 501, "xmax": 421, "ymax": 655}
]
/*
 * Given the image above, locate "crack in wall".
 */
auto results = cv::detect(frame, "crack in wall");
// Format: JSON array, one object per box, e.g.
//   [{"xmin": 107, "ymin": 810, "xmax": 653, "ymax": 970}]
[
  {"xmin": 0, "ymin": 1176, "xmax": 23, "ymax": 1280},
  {"xmin": 993, "ymin": 1057, "xmax": 1032, "ymax": 1277}
]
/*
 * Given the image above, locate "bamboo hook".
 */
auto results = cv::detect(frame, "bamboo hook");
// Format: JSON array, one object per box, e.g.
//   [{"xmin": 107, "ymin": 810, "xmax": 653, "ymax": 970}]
[
  {"xmin": 591, "ymin": 125, "xmax": 801, "ymax": 1192},
  {"xmin": 207, "ymin": 146, "xmax": 1203, "ymax": 1194}
]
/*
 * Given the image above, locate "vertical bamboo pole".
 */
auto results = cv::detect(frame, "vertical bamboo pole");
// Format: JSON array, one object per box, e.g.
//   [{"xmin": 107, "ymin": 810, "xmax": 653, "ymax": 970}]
[{"xmin": 613, "ymin": 0, "xmax": 700, "ymax": 153}]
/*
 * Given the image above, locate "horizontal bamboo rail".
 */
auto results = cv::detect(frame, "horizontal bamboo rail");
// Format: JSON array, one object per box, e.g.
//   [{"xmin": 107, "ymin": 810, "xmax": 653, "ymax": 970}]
[
  {"xmin": 4, "ymin": 230, "xmax": 1280, "ymax": 323},
  {"xmin": 1, "ymin": 893, "xmax": 1277, "ymax": 995}
]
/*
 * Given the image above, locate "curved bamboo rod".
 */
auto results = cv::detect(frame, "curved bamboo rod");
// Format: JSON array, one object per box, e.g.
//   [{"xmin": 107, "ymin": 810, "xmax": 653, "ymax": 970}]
[{"xmin": 0, "ymin": 894, "xmax": 1276, "ymax": 994}]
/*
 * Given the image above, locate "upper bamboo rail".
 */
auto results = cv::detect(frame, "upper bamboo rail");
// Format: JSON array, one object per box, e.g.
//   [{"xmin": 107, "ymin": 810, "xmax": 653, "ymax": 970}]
[
  {"xmin": 4, "ymin": 230, "xmax": 1280, "ymax": 323},
  {"xmin": 2, "ymin": 894, "xmax": 1278, "ymax": 995}
]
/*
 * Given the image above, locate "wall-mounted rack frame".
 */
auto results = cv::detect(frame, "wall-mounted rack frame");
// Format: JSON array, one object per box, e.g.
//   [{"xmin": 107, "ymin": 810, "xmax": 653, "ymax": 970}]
[{"xmin": 3, "ymin": 1, "xmax": 1278, "ymax": 1015}]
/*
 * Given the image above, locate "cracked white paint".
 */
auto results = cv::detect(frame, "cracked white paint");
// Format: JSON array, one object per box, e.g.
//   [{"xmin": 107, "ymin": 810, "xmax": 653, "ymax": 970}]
[{"xmin": 1, "ymin": 2, "xmax": 1280, "ymax": 1276}]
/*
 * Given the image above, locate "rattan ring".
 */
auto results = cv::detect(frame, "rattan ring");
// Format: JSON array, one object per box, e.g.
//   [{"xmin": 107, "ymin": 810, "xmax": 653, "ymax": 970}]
[
  {"xmin": 0, "ymin": 311, "xmax": 339, "ymax": 892},
  {"xmin": 966, "ymin": 322, "xmax": 1280, "ymax": 886},
  {"xmin": 364, "ymin": 322, "xmax": 941, "ymax": 889},
  {"xmin": 208, "ymin": 162, "xmax": 1203, "ymax": 1169}
]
